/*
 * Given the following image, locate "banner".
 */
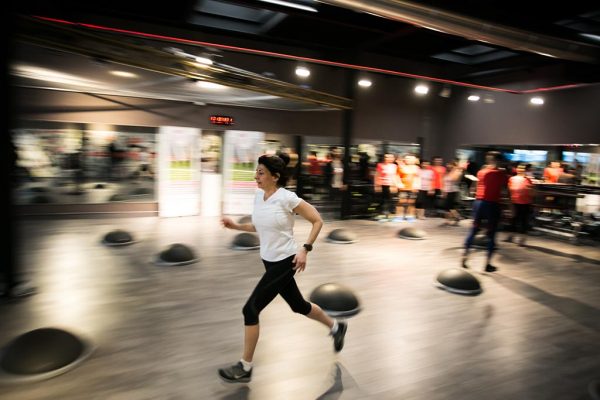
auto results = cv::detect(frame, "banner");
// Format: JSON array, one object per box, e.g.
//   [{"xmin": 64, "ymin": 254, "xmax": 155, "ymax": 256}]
[
  {"xmin": 222, "ymin": 130, "xmax": 265, "ymax": 215},
  {"xmin": 158, "ymin": 126, "xmax": 201, "ymax": 217}
]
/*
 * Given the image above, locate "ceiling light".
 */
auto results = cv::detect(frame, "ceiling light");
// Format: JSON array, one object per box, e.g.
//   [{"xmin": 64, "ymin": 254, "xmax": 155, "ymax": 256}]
[
  {"xmin": 530, "ymin": 97, "xmax": 544, "ymax": 105},
  {"xmin": 295, "ymin": 66, "xmax": 310, "ymax": 78},
  {"xmin": 483, "ymin": 96, "xmax": 495, "ymax": 103},
  {"xmin": 194, "ymin": 56, "xmax": 213, "ymax": 65},
  {"xmin": 358, "ymin": 79, "xmax": 372, "ymax": 88},
  {"xmin": 196, "ymin": 81, "xmax": 226, "ymax": 90},
  {"xmin": 580, "ymin": 33, "xmax": 600, "ymax": 43},
  {"xmin": 109, "ymin": 70, "xmax": 138, "ymax": 78},
  {"xmin": 467, "ymin": 95, "xmax": 480, "ymax": 102},
  {"xmin": 258, "ymin": 0, "xmax": 318, "ymax": 12},
  {"xmin": 414, "ymin": 84, "xmax": 429, "ymax": 95}
]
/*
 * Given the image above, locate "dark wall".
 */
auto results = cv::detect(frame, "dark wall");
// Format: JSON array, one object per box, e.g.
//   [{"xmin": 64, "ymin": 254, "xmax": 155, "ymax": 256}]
[{"xmin": 439, "ymin": 84, "xmax": 600, "ymax": 160}]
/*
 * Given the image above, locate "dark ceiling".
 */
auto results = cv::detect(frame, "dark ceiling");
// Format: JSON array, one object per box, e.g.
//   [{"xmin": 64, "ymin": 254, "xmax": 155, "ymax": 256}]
[{"xmin": 10, "ymin": 0, "xmax": 600, "ymax": 104}]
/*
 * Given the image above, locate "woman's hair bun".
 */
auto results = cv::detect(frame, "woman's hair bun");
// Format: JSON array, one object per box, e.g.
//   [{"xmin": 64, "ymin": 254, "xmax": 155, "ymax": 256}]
[{"xmin": 276, "ymin": 151, "xmax": 290, "ymax": 167}]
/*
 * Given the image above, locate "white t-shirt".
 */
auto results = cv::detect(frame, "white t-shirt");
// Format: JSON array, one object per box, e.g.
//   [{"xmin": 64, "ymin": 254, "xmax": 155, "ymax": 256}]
[{"xmin": 252, "ymin": 188, "xmax": 302, "ymax": 262}]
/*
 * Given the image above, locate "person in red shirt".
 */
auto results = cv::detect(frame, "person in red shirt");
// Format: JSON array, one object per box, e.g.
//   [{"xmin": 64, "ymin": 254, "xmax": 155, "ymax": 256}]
[
  {"xmin": 462, "ymin": 151, "xmax": 509, "ymax": 272},
  {"xmin": 506, "ymin": 164, "xmax": 534, "ymax": 246}
]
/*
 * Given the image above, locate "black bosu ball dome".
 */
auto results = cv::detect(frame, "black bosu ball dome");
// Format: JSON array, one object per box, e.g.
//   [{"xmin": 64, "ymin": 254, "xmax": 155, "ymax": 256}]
[
  {"xmin": 155, "ymin": 243, "xmax": 199, "ymax": 266},
  {"xmin": 232, "ymin": 233, "xmax": 260, "ymax": 250},
  {"xmin": 397, "ymin": 227, "xmax": 427, "ymax": 240},
  {"xmin": 102, "ymin": 230, "xmax": 135, "ymax": 246},
  {"xmin": 435, "ymin": 268, "xmax": 482, "ymax": 295},
  {"xmin": 309, "ymin": 283, "xmax": 361, "ymax": 318},
  {"xmin": 0, "ymin": 328, "xmax": 94, "ymax": 383},
  {"xmin": 326, "ymin": 229, "xmax": 357, "ymax": 244}
]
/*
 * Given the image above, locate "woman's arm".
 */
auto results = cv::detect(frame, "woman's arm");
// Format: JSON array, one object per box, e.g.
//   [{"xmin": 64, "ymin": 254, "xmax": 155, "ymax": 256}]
[
  {"xmin": 291, "ymin": 200, "xmax": 323, "ymax": 272},
  {"xmin": 221, "ymin": 217, "xmax": 256, "ymax": 232}
]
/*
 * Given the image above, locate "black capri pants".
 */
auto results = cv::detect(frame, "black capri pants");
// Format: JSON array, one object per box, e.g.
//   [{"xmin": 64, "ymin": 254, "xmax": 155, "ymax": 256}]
[{"xmin": 243, "ymin": 254, "xmax": 312, "ymax": 325}]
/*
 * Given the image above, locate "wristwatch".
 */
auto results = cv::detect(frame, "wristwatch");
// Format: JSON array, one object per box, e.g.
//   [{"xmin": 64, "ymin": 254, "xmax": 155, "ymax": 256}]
[{"xmin": 303, "ymin": 243, "xmax": 313, "ymax": 252}]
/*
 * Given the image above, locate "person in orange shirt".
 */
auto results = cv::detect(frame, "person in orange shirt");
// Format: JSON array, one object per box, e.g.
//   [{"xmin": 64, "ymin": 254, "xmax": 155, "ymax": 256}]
[
  {"xmin": 397, "ymin": 154, "xmax": 420, "ymax": 220},
  {"xmin": 431, "ymin": 156, "xmax": 446, "ymax": 208},
  {"xmin": 543, "ymin": 161, "xmax": 563, "ymax": 183},
  {"xmin": 506, "ymin": 164, "xmax": 535, "ymax": 246}
]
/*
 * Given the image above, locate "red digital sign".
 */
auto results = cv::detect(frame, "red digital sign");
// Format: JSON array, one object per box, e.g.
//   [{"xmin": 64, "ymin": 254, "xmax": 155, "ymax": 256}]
[{"xmin": 209, "ymin": 115, "xmax": 234, "ymax": 125}]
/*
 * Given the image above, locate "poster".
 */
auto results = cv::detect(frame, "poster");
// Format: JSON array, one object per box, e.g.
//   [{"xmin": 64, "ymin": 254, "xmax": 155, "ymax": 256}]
[
  {"xmin": 222, "ymin": 130, "xmax": 265, "ymax": 215},
  {"xmin": 158, "ymin": 126, "xmax": 201, "ymax": 217}
]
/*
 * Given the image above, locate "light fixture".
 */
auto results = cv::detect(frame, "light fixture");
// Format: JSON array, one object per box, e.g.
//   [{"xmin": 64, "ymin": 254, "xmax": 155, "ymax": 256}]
[
  {"xmin": 295, "ymin": 66, "xmax": 310, "ymax": 78},
  {"xmin": 109, "ymin": 70, "xmax": 138, "ymax": 78},
  {"xmin": 358, "ymin": 79, "xmax": 372, "ymax": 88},
  {"xmin": 483, "ymin": 95, "xmax": 495, "ymax": 104},
  {"xmin": 467, "ymin": 95, "xmax": 480, "ymax": 102},
  {"xmin": 196, "ymin": 81, "xmax": 226, "ymax": 90},
  {"xmin": 530, "ymin": 97, "xmax": 544, "ymax": 105},
  {"xmin": 194, "ymin": 56, "xmax": 213, "ymax": 65},
  {"xmin": 258, "ymin": 0, "xmax": 318, "ymax": 12},
  {"xmin": 414, "ymin": 84, "xmax": 429, "ymax": 95}
]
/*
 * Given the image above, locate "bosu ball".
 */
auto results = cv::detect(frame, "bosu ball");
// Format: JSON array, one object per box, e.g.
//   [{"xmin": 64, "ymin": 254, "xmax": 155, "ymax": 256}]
[
  {"xmin": 309, "ymin": 283, "xmax": 361, "ymax": 318},
  {"xmin": 435, "ymin": 268, "xmax": 482, "ymax": 295},
  {"xmin": 326, "ymin": 229, "xmax": 357, "ymax": 244},
  {"xmin": 0, "ymin": 327, "xmax": 94, "ymax": 383},
  {"xmin": 232, "ymin": 233, "xmax": 260, "ymax": 250},
  {"xmin": 397, "ymin": 227, "xmax": 427, "ymax": 240},
  {"xmin": 155, "ymin": 243, "xmax": 199, "ymax": 266},
  {"xmin": 102, "ymin": 230, "xmax": 136, "ymax": 246}
]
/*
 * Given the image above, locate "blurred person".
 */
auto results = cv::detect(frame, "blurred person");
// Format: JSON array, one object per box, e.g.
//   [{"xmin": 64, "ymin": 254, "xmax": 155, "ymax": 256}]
[
  {"xmin": 397, "ymin": 153, "xmax": 420, "ymax": 221},
  {"xmin": 462, "ymin": 151, "xmax": 509, "ymax": 272},
  {"xmin": 557, "ymin": 165, "xmax": 577, "ymax": 184},
  {"xmin": 543, "ymin": 161, "xmax": 563, "ymax": 183},
  {"xmin": 431, "ymin": 156, "xmax": 446, "ymax": 209},
  {"xmin": 506, "ymin": 164, "xmax": 534, "ymax": 246},
  {"xmin": 374, "ymin": 153, "xmax": 402, "ymax": 220},
  {"xmin": 441, "ymin": 161, "xmax": 463, "ymax": 226},
  {"xmin": 463, "ymin": 158, "xmax": 479, "ymax": 195},
  {"xmin": 415, "ymin": 159, "xmax": 435, "ymax": 219},
  {"xmin": 218, "ymin": 154, "xmax": 347, "ymax": 383},
  {"xmin": 2, "ymin": 140, "xmax": 36, "ymax": 299},
  {"xmin": 328, "ymin": 149, "xmax": 346, "ymax": 202}
]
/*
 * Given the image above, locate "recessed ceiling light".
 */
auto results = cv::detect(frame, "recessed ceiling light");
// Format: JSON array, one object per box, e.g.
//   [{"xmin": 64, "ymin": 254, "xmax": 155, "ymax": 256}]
[
  {"xmin": 196, "ymin": 81, "xmax": 226, "ymax": 90},
  {"xmin": 414, "ymin": 84, "xmax": 429, "ymax": 95},
  {"xmin": 530, "ymin": 97, "xmax": 544, "ymax": 105},
  {"xmin": 194, "ymin": 56, "xmax": 213, "ymax": 65},
  {"xmin": 295, "ymin": 66, "xmax": 310, "ymax": 78},
  {"xmin": 109, "ymin": 71, "xmax": 138, "ymax": 78},
  {"xmin": 258, "ymin": 0, "xmax": 317, "ymax": 12},
  {"xmin": 358, "ymin": 79, "xmax": 372, "ymax": 87},
  {"xmin": 467, "ymin": 95, "xmax": 480, "ymax": 102}
]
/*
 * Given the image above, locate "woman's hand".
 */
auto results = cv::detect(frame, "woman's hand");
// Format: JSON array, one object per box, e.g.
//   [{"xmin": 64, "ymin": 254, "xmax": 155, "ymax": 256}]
[
  {"xmin": 221, "ymin": 217, "xmax": 237, "ymax": 230},
  {"xmin": 292, "ymin": 249, "xmax": 307, "ymax": 273}
]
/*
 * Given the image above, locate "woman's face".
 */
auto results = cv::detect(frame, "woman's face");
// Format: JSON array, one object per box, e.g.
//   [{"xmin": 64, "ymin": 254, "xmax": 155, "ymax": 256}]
[{"xmin": 255, "ymin": 164, "xmax": 278, "ymax": 189}]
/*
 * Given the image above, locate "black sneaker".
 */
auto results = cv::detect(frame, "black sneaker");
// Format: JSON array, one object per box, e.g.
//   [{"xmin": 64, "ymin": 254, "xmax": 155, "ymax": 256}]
[
  {"xmin": 332, "ymin": 322, "xmax": 347, "ymax": 352},
  {"xmin": 484, "ymin": 264, "xmax": 498, "ymax": 272},
  {"xmin": 218, "ymin": 362, "xmax": 252, "ymax": 383}
]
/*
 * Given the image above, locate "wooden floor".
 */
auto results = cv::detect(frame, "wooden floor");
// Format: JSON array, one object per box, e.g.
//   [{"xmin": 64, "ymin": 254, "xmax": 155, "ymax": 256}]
[{"xmin": 1, "ymin": 215, "xmax": 599, "ymax": 400}]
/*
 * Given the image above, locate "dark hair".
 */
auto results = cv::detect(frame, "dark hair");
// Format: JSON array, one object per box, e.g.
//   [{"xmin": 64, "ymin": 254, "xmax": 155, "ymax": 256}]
[{"xmin": 258, "ymin": 154, "xmax": 290, "ymax": 186}]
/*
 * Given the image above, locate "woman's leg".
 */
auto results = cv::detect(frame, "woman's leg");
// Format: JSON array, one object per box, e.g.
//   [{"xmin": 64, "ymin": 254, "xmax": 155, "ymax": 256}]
[{"xmin": 243, "ymin": 324, "xmax": 260, "ymax": 362}]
